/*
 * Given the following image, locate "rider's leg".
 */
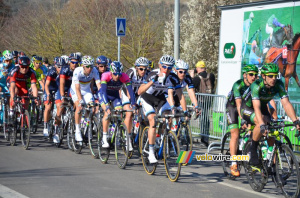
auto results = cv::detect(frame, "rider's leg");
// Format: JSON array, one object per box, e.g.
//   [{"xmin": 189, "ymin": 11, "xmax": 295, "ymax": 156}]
[
  {"xmin": 43, "ymin": 101, "xmax": 51, "ymax": 137},
  {"xmin": 123, "ymin": 104, "xmax": 133, "ymax": 151},
  {"xmin": 74, "ymin": 100, "xmax": 82, "ymax": 141},
  {"xmin": 101, "ymin": 103, "xmax": 110, "ymax": 148}
]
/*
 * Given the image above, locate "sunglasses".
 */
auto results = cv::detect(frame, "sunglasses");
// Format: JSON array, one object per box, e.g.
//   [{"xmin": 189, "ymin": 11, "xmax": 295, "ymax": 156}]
[
  {"xmin": 248, "ymin": 73, "xmax": 258, "ymax": 77},
  {"xmin": 34, "ymin": 61, "xmax": 42, "ymax": 64},
  {"xmin": 20, "ymin": 65, "xmax": 29, "ymax": 68},
  {"xmin": 266, "ymin": 74, "xmax": 278, "ymax": 79},
  {"xmin": 70, "ymin": 61, "xmax": 79, "ymax": 64},
  {"xmin": 113, "ymin": 72, "xmax": 122, "ymax": 76},
  {"xmin": 138, "ymin": 67, "xmax": 147, "ymax": 71},
  {"xmin": 85, "ymin": 65, "xmax": 93, "ymax": 68},
  {"xmin": 178, "ymin": 70, "xmax": 187, "ymax": 74},
  {"xmin": 162, "ymin": 65, "xmax": 173, "ymax": 70}
]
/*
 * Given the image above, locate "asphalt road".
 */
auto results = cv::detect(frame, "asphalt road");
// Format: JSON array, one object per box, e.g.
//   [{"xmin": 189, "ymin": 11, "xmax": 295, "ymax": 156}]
[{"xmin": 0, "ymin": 129, "xmax": 286, "ymax": 198}]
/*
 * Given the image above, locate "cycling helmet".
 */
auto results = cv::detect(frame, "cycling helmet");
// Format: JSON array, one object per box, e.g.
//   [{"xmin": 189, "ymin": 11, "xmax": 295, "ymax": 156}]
[
  {"xmin": 81, "ymin": 55, "xmax": 94, "ymax": 66},
  {"xmin": 53, "ymin": 57, "xmax": 60, "ymax": 65},
  {"xmin": 260, "ymin": 63, "xmax": 279, "ymax": 74},
  {"xmin": 18, "ymin": 56, "xmax": 31, "ymax": 67},
  {"xmin": 175, "ymin": 59, "xmax": 189, "ymax": 70},
  {"xmin": 55, "ymin": 57, "xmax": 66, "ymax": 67},
  {"xmin": 135, "ymin": 57, "xmax": 149, "ymax": 67},
  {"xmin": 110, "ymin": 61, "xmax": 123, "ymax": 74},
  {"xmin": 69, "ymin": 53, "xmax": 80, "ymax": 61},
  {"xmin": 242, "ymin": 64, "xmax": 258, "ymax": 74},
  {"xmin": 12, "ymin": 51, "xmax": 18, "ymax": 58},
  {"xmin": 107, "ymin": 58, "xmax": 112, "ymax": 66},
  {"xmin": 32, "ymin": 56, "xmax": 42, "ymax": 62},
  {"xmin": 61, "ymin": 55, "xmax": 69, "ymax": 64},
  {"xmin": 159, "ymin": 55, "xmax": 175, "ymax": 66},
  {"xmin": 96, "ymin": 55, "xmax": 108, "ymax": 65},
  {"xmin": 18, "ymin": 51, "xmax": 26, "ymax": 57},
  {"xmin": 2, "ymin": 50, "xmax": 13, "ymax": 61}
]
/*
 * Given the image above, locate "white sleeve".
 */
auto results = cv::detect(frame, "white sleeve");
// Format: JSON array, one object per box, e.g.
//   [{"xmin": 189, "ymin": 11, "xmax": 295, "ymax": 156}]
[{"xmin": 73, "ymin": 69, "xmax": 79, "ymax": 84}]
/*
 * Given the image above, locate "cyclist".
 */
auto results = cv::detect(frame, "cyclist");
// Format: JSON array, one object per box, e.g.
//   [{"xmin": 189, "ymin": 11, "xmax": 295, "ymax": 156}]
[
  {"xmin": 43, "ymin": 58, "xmax": 64, "ymax": 141},
  {"xmin": 9, "ymin": 56, "xmax": 39, "ymax": 115},
  {"xmin": 30, "ymin": 56, "xmax": 45, "ymax": 91},
  {"xmin": 226, "ymin": 64, "xmax": 258, "ymax": 177},
  {"xmin": 98, "ymin": 61, "xmax": 136, "ymax": 148},
  {"xmin": 170, "ymin": 59, "xmax": 200, "ymax": 131},
  {"xmin": 121, "ymin": 57, "xmax": 150, "ymax": 151},
  {"xmin": 241, "ymin": 63, "xmax": 300, "ymax": 167},
  {"xmin": 92, "ymin": 55, "xmax": 109, "ymax": 100},
  {"xmin": 61, "ymin": 55, "xmax": 69, "ymax": 65},
  {"xmin": 71, "ymin": 55, "xmax": 101, "ymax": 142},
  {"xmin": 0, "ymin": 63, "xmax": 9, "ymax": 93},
  {"xmin": 54, "ymin": 53, "xmax": 80, "ymax": 140},
  {"xmin": 2, "ymin": 50, "xmax": 15, "ymax": 72},
  {"xmin": 138, "ymin": 55, "xmax": 188, "ymax": 163}
]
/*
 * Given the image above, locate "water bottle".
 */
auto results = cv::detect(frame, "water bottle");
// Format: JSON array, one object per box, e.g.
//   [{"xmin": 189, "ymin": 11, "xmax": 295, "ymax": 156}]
[
  {"xmin": 238, "ymin": 138, "xmax": 244, "ymax": 151},
  {"xmin": 134, "ymin": 121, "xmax": 139, "ymax": 134},
  {"xmin": 155, "ymin": 134, "xmax": 161, "ymax": 149},
  {"xmin": 267, "ymin": 146, "xmax": 273, "ymax": 160},
  {"xmin": 261, "ymin": 143, "xmax": 268, "ymax": 160}
]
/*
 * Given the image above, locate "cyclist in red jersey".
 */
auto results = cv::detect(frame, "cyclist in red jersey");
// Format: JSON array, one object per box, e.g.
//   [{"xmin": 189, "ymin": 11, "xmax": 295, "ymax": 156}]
[{"xmin": 9, "ymin": 56, "xmax": 39, "ymax": 116}]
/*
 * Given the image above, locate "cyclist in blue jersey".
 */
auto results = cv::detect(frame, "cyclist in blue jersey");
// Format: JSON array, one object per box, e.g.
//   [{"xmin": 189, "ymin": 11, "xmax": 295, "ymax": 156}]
[
  {"xmin": 98, "ymin": 61, "xmax": 136, "ymax": 148},
  {"xmin": 43, "ymin": 58, "xmax": 65, "ymax": 143}
]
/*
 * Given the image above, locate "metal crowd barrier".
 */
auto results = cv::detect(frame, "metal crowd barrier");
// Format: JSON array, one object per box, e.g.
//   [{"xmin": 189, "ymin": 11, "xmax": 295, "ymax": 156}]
[
  {"xmin": 184, "ymin": 92, "xmax": 227, "ymax": 153},
  {"xmin": 274, "ymin": 100, "xmax": 300, "ymax": 154}
]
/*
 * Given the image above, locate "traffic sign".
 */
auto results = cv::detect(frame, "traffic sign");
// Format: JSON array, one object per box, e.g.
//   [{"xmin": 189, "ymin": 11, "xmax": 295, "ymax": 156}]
[{"xmin": 116, "ymin": 18, "xmax": 126, "ymax": 37}]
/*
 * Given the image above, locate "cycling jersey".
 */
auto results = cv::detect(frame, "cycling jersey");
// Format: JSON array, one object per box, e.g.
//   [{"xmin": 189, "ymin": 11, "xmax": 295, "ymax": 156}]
[
  {"xmin": 0, "ymin": 64, "xmax": 9, "ymax": 92},
  {"xmin": 98, "ymin": 71, "xmax": 135, "ymax": 106},
  {"xmin": 243, "ymin": 78, "xmax": 288, "ymax": 108},
  {"xmin": 171, "ymin": 73, "xmax": 194, "ymax": 107},
  {"xmin": 71, "ymin": 67, "xmax": 100, "ymax": 95},
  {"xmin": 227, "ymin": 79, "xmax": 248, "ymax": 107},
  {"xmin": 29, "ymin": 64, "xmax": 45, "ymax": 89},
  {"xmin": 121, "ymin": 67, "xmax": 149, "ymax": 105},
  {"xmin": 10, "ymin": 67, "xmax": 37, "ymax": 96},
  {"xmin": 45, "ymin": 67, "xmax": 59, "ymax": 92},
  {"xmin": 60, "ymin": 65, "xmax": 73, "ymax": 92}
]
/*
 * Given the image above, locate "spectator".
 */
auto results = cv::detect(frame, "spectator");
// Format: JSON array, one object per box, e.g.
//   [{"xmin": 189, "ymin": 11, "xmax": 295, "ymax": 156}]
[{"xmin": 192, "ymin": 60, "xmax": 216, "ymax": 147}]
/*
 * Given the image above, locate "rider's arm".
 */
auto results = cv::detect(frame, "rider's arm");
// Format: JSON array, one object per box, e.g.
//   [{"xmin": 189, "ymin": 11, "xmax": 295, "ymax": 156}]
[
  {"xmin": 99, "ymin": 83, "xmax": 108, "ymax": 105},
  {"xmin": 60, "ymin": 75, "xmax": 66, "ymax": 98},
  {"xmin": 253, "ymin": 99, "xmax": 264, "ymax": 126},
  {"xmin": 125, "ymin": 82, "xmax": 136, "ymax": 106},
  {"xmin": 176, "ymin": 88, "xmax": 187, "ymax": 112},
  {"xmin": 30, "ymin": 70, "xmax": 38, "ymax": 97},
  {"xmin": 236, "ymin": 99, "xmax": 243, "ymax": 119},
  {"xmin": 281, "ymin": 97, "xmax": 298, "ymax": 122},
  {"xmin": 75, "ymin": 84, "xmax": 82, "ymax": 102},
  {"xmin": 185, "ymin": 75, "xmax": 198, "ymax": 107},
  {"xmin": 167, "ymin": 89, "xmax": 175, "ymax": 107},
  {"xmin": 268, "ymin": 99, "xmax": 278, "ymax": 120},
  {"xmin": 138, "ymin": 81, "xmax": 154, "ymax": 95}
]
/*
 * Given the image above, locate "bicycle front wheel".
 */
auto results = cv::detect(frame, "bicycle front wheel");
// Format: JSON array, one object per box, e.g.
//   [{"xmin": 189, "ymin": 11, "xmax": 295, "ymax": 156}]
[
  {"xmin": 8, "ymin": 115, "xmax": 17, "ymax": 146},
  {"xmin": 243, "ymin": 141, "xmax": 267, "ymax": 192},
  {"xmin": 178, "ymin": 124, "xmax": 192, "ymax": 166},
  {"xmin": 140, "ymin": 126, "xmax": 157, "ymax": 175},
  {"xmin": 163, "ymin": 130, "xmax": 181, "ymax": 182},
  {"xmin": 275, "ymin": 144, "xmax": 300, "ymax": 198},
  {"xmin": 66, "ymin": 115, "xmax": 74, "ymax": 151},
  {"xmin": 21, "ymin": 110, "xmax": 31, "ymax": 149},
  {"xmin": 88, "ymin": 116, "xmax": 99, "ymax": 159},
  {"xmin": 221, "ymin": 132, "xmax": 235, "ymax": 179},
  {"xmin": 3, "ymin": 103, "xmax": 9, "ymax": 141},
  {"xmin": 115, "ymin": 123, "xmax": 129, "ymax": 169}
]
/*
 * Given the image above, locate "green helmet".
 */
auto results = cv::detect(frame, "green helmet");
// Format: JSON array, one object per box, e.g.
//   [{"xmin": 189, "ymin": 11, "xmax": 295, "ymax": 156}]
[
  {"xmin": 260, "ymin": 63, "xmax": 279, "ymax": 74},
  {"xmin": 2, "ymin": 50, "xmax": 13, "ymax": 61},
  {"xmin": 242, "ymin": 64, "xmax": 258, "ymax": 74}
]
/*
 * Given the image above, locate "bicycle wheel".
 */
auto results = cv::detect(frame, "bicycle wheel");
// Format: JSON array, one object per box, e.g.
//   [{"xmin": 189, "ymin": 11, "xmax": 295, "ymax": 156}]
[
  {"xmin": 98, "ymin": 126, "xmax": 110, "ymax": 164},
  {"xmin": 66, "ymin": 115, "xmax": 74, "ymax": 151},
  {"xmin": 55, "ymin": 116, "xmax": 65, "ymax": 148},
  {"xmin": 140, "ymin": 126, "xmax": 157, "ymax": 175},
  {"xmin": 72, "ymin": 128, "xmax": 83, "ymax": 154},
  {"xmin": 178, "ymin": 124, "xmax": 192, "ymax": 166},
  {"xmin": 8, "ymin": 115, "xmax": 17, "ymax": 146},
  {"xmin": 21, "ymin": 110, "xmax": 31, "ymax": 149},
  {"xmin": 115, "ymin": 123, "xmax": 129, "ymax": 169},
  {"xmin": 163, "ymin": 130, "xmax": 181, "ymax": 182},
  {"xmin": 3, "ymin": 103, "xmax": 9, "ymax": 141},
  {"xmin": 30, "ymin": 104, "xmax": 38, "ymax": 134},
  {"xmin": 88, "ymin": 116, "xmax": 99, "ymax": 159},
  {"xmin": 243, "ymin": 141, "xmax": 267, "ymax": 192},
  {"xmin": 221, "ymin": 132, "xmax": 236, "ymax": 179},
  {"xmin": 275, "ymin": 144, "xmax": 300, "ymax": 198}
]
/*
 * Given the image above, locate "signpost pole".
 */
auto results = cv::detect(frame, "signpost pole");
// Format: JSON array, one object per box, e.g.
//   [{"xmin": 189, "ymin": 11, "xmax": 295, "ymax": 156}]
[{"xmin": 118, "ymin": 36, "xmax": 121, "ymax": 62}]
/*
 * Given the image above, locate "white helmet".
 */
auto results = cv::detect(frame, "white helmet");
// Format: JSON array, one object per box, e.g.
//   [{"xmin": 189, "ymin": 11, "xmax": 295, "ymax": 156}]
[
  {"xmin": 81, "ymin": 55, "xmax": 94, "ymax": 66},
  {"xmin": 159, "ymin": 55, "xmax": 175, "ymax": 66},
  {"xmin": 175, "ymin": 59, "xmax": 189, "ymax": 70},
  {"xmin": 2, "ymin": 51, "xmax": 13, "ymax": 61},
  {"xmin": 76, "ymin": 52, "xmax": 82, "ymax": 58},
  {"xmin": 61, "ymin": 55, "xmax": 69, "ymax": 64},
  {"xmin": 135, "ymin": 57, "xmax": 149, "ymax": 67}
]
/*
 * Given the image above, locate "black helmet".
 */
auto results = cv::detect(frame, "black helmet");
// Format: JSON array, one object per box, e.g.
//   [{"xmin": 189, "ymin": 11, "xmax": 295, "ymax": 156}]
[{"xmin": 18, "ymin": 56, "xmax": 31, "ymax": 67}]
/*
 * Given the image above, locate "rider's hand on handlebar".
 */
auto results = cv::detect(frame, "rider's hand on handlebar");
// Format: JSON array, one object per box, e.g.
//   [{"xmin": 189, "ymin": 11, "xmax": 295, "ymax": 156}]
[
  {"xmin": 241, "ymin": 119, "xmax": 248, "ymax": 130},
  {"xmin": 293, "ymin": 119, "xmax": 300, "ymax": 134},
  {"xmin": 260, "ymin": 124, "xmax": 269, "ymax": 136}
]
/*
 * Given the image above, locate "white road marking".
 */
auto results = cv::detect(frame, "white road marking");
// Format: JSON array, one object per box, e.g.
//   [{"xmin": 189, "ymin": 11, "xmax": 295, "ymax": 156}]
[{"xmin": 0, "ymin": 184, "xmax": 30, "ymax": 198}]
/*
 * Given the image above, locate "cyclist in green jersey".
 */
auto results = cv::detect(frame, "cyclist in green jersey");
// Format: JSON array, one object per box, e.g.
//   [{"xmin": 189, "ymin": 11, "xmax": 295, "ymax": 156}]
[
  {"xmin": 29, "ymin": 56, "xmax": 45, "ymax": 91},
  {"xmin": 226, "ymin": 64, "xmax": 258, "ymax": 177},
  {"xmin": 241, "ymin": 63, "xmax": 300, "ymax": 166}
]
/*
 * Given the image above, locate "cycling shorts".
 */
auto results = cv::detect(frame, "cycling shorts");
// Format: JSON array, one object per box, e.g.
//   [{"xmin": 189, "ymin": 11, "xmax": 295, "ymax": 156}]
[
  {"xmin": 43, "ymin": 91, "xmax": 62, "ymax": 105},
  {"xmin": 71, "ymin": 91, "xmax": 94, "ymax": 105},
  {"xmin": 99, "ymin": 92, "xmax": 122, "ymax": 109},
  {"xmin": 241, "ymin": 102, "xmax": 270, "ymax": 125},
  {"xmin": 140, "ymin": 94, "xmax": 171, "ymax": 117},
  {"xmin": 226, "ymin": 102, "xmax": 239, "ymax": 130}
]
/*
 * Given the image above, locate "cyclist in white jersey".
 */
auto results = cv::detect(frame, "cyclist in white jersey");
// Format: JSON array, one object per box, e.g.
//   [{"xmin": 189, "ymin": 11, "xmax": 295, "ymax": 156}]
[
  {"xmin": 121, "ymin": 57, "xmax": 150, "ymax": 151},
  {"xmin": 138, "ymin": 55, "xmax": 188, "ymax": 163},
  {"xmin": 70, "ymin": 55, "xmax": 101, "ymax": 141}
]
